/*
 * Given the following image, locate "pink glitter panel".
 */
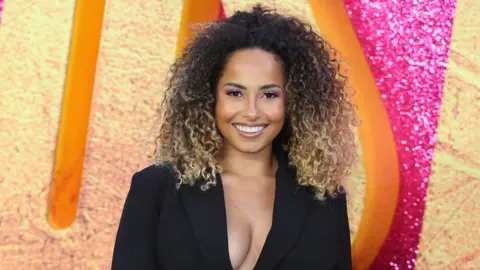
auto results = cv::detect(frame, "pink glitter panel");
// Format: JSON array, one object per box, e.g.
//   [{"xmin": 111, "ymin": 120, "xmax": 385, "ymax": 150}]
[
  {"xmin": 219, "ymin": 1, "xmax": 225, "ymax": 20},
  {"xmin": 343, "ymin": 0, "xmax": 457, "ymax": 269},
  {"xmin": 0, "ymin": 0, "xmax": 4, "ymax": 24}
]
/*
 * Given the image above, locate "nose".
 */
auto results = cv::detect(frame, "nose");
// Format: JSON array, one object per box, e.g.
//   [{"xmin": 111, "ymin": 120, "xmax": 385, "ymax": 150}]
[{"xmin": 244, "ymin": 95, "xmax": 259, "ymax": 120}]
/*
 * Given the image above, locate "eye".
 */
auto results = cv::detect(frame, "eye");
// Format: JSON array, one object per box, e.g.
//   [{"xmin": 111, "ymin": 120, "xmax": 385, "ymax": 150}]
[
  {"xmin": 263, "ymin": 92, "xmax": 279, "ymax": 99},
  {"xmin": 226, "ymin": 90, "xmax": 243, "ymax": 97}
]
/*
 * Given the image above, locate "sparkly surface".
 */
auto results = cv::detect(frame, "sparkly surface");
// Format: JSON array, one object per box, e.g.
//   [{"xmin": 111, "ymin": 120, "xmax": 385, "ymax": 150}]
[
  {"xmin": 0, "ymin": 0, "xmax": 4, "ymax": 23},
  {"xmin": 417, "ymin": 0, "xmax": 480, "ymax": 267},
  {"xmin": 344, "ymin": 0, "xmax": 457, "ymax": 269}
]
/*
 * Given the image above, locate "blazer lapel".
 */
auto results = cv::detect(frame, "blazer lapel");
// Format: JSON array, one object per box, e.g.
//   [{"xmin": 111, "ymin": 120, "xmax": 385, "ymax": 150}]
[
  {"xmin": 180, "ymin": 140, "xmax": 313, "ymax": 270},
  {"xmin": 180, "ymin": 177, "xmax": 233, "ymax": 270},
  {"xmin": 254, "ymin": 140, "xmax": 314, "ymax": 270}
]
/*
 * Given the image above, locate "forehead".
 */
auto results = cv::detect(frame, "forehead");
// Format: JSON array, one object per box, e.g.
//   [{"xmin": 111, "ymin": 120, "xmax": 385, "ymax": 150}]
[{"xmin": 219, "ymin": 48, "xmax": 285, "ymax": 85}]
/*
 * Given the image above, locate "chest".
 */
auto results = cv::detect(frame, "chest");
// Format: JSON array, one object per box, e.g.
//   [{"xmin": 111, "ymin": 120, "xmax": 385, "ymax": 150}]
[
  {"xmin": 156, "ymin": 179, "xmax": 343, "ymax": 270},
  {"xmin": 222, "ymin": 175, "xmax": 276, "ymax": 270}
]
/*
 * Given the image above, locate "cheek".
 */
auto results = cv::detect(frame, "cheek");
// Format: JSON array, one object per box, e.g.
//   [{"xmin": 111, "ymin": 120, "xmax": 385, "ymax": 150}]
[
  {"xmin": 266, "ymin": 102, "xmax": 286, "ymax": 124},
  {"xmin": 215, "ymin": 97, "xmax": 235, "ymax": 123}
]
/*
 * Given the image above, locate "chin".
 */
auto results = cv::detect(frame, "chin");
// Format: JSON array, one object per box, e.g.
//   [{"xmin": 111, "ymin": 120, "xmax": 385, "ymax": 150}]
[{"xmin": 230, "ymin": 141, "xmax": 272, "ymax": 154}]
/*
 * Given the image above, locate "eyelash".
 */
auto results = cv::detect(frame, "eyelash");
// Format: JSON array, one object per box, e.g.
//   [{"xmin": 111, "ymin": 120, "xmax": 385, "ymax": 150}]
[
  {"xmin": 226, "ymin": 90, "xmax": 279, "ymax": 99},
  {"xmin": 226, "ymin": 90, "xmax": 242, "ymax": 97}
]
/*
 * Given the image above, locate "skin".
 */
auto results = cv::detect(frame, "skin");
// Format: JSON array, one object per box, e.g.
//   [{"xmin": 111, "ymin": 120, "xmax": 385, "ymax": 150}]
[{"xmin": 215, "ymin": 48, "xmax": 286, "ymax": 270}]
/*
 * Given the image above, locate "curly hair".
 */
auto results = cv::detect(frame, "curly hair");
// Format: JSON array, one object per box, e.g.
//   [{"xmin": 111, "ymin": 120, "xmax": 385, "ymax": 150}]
[{"xmin": 153, "ymin": 4, "xmax": 358, "ymax": 200}]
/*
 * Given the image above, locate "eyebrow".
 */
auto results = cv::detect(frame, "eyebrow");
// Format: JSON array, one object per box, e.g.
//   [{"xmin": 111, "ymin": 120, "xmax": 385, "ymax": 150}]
[{"xmin": 223, "ymin": 82, "xmax": 282, "ymax": 90}]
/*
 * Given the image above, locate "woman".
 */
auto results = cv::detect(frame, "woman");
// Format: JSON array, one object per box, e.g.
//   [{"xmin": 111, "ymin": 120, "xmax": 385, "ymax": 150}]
[{"xmin": 112, "ymin": 5, "xmax": 357, "ymax": 270}]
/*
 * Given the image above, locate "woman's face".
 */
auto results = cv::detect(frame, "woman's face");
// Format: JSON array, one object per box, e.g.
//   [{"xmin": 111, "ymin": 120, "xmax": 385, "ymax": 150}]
[{"xmin": 215, "ymin": 48, "xmax": 286, "ymax": 154}]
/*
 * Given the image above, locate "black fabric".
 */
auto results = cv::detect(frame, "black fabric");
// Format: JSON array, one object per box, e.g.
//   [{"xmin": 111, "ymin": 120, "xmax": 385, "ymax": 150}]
[{"xmin": 112, "ymin": 143, "xmax": 352, "ymax": 270}]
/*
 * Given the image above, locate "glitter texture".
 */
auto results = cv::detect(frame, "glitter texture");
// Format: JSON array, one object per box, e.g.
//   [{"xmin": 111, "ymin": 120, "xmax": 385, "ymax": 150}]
[
  {"xmin": 0, "ymin": 0, "xmax": 4, "ymax": 23},
  {"xmin": 343, "ymin": 0, "xmax": 457, "ymax": 269}
]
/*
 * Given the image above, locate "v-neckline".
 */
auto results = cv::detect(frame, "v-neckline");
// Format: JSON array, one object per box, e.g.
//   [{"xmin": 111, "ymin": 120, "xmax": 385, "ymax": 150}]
[
  {"xmin": 180, "ymin": 140, "xmax": 313, "ymax": 270},
  {"xmin": 216, "ymin": 168, "xmax": 279, "ymax": 270}
]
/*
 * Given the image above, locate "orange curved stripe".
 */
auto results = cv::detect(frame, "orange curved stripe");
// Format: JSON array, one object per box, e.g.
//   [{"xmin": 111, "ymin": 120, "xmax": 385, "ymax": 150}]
[
  {"xmin": 176, "ymin": 0, "xmax": 223, "ymax": 57},
  {"xmin": 308, "ymin": 1, "xmax": 400, "ymax": 269},
  {"xmin": 47, "ymin": 0, "xmax": 106, "ymax": 229}
]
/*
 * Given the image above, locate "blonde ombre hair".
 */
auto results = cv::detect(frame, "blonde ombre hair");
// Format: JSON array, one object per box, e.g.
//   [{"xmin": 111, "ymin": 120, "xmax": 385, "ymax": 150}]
[{"xmin": 153, "ymin": 5, "xmax": 358, "ymax": 200}]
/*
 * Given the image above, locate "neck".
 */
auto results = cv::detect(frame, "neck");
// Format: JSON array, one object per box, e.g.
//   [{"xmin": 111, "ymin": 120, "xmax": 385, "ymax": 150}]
[{"xmin": 217, "ymin": 143, "xmax": 278, "ymax": 178}]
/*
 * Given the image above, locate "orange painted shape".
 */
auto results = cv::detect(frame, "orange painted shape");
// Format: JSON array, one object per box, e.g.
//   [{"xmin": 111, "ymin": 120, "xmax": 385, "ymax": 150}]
[
  {"xmin": 176, "ymin": 0, "xmax": 223, "ymax": 57},
  {"xmin": 48, "ymin": 0, "xmax": 106, "ymax": 229},
  {"xmin": 308, "ymin": 1, "xmax": 401, "ymax": 269}
]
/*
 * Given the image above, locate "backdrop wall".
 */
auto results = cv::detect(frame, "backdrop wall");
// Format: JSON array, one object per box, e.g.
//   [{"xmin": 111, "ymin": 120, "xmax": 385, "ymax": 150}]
[{"xmin": 0, "ymin": 0, "xmax": 478, "ymax": 269}]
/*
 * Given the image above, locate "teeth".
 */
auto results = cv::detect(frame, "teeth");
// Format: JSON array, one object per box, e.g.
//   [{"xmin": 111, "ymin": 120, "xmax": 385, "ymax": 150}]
[{"xmin": 235, "ymin": 125, "xmax": 265, "ymax": 133}]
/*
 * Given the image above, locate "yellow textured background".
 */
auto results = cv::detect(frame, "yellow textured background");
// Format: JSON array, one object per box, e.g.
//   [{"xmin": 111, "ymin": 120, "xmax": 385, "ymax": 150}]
[
  {"xmin": 0, "ymin": 0, "xmax": 477, "ymax": 269},
  {"xmin": 417, "ymin": 0, "xmax": 480, "ymax": 268}
]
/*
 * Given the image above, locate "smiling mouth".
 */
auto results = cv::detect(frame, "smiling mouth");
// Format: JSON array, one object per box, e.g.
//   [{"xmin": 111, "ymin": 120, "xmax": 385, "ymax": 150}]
[{"xmin": 233, "ymin": 124, "xmax": 268, "ymax": 137}]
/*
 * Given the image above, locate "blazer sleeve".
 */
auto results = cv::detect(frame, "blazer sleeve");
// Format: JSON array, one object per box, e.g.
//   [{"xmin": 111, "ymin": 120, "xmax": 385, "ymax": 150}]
[
  {"xmin": 335, "ymin": 193, "xmax": 353, "ymax": 270},
  {"xmin": 112, "ymin": 169, "xmax": 165, "ymax": 270}
]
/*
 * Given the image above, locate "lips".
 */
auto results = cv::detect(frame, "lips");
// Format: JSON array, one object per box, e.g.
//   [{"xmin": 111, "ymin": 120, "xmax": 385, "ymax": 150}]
[{"xmin": 232, "ymin": 124, "xmax": 268, "ymax": 138}]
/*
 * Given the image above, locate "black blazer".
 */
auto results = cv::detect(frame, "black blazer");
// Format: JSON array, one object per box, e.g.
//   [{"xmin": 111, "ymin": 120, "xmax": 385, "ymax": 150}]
[{"xmin": 112, "ymin": 142, "xmax": 352, "ymax": 270}]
